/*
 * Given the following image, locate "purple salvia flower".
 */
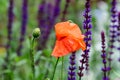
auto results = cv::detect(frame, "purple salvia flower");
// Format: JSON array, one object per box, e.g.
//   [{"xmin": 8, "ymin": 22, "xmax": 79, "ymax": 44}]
[
  {"xmin": 45, "ymin": 3, "xmax": 53, "ymax": 32},
  {"xmin": 68, "ymin": 52, "xmax": 76, "ymax": 80},
  {"xmin": 3, "ymin": 0, "xmax": 14, "ymax": 76},
  {"xmin": 61, "ymin": 0, "xmax": 71, "ymax": 21},
  {"xmin": 48, "ymin": 0, "xmax": 61, "ymax": 28},
  {"xmin": 53, "ymin": 0, "xmax": 61, "ymax": 18},
  {"xmin": 37, "ymin": 0, "xmax": 46, "ymax": 30},
  {"xmin": 40, "ymin": 3, "xmax": 53, "ymax": 49},
  {"xmin": 117, "ymin": 12, "xmax": 120, "ymax": 62},
  {"xmin": 108, "ymin": 0, "xmax": 117, "ymax": 74},
  {"xmin": 48, "ymin": 0, "xmax": 61, "ymax": 32},
  {"xmin": 17, "ymin": 0, "xmax": 28, "ymax": 56},
  {"xmin": 77, "ymin": 54, "xmax": 85, "ymax": 78},
  {"xmin": 7, "ymin": 0, "xmax": 14, "ymax": 49},
  {"xmin": 5, "ymin": 0, "xmax": 14, "ymax": 65},
  {"xmin": 78, "ymin": 0, "xmax": 92, "ymax": 78},
  {"xmin": 102, "ymin": 76, "xmax": 110, "ymax": 80},
  {"xmin": 37, "ymin": 1, "xmax": 48, "ymax": 49},
  {"xmin": 82, "ymin": 0, "xmax": 92, "ymax": 71},
  {"xmin": 101, "ymin": 31, "xmax": 110, "ymax": 80},
  {"xmin": 36, "ymin": 1, "xmax": 61, "ymax": 65},
  {"xmin": 38, "ymin": 0, "xmax": 61, "ymax": 50},
  {"xmin": 46, "ymin": 0, "xmax": 61, "ymax": 31}
]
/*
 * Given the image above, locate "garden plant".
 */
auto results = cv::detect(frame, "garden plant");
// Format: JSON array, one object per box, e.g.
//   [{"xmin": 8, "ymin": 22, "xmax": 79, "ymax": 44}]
[{"xmin": 0, "ymin": 0, "xmax": 120, "ymax": 80}]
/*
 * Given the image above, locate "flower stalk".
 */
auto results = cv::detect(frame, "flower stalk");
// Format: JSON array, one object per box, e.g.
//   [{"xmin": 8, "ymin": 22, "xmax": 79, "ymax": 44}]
[
  {"xmin": 30, "ymin": 28, "xmax": 40, "ymax": 80},
  {"xmin": 4, "ymin": 0, "xmax": 14, "ymax": 79},
  {"xmin": 101, "ymin": 31, "xmax": 110, "ymax": 80},
  {"xmin": 6, "ymin": 0, "xmax": 14, "ymax": 50},
  {"xmin": 51, "ymin": 58, "xmax": 60, "ymax": 80},
  {"xmin": 108, "ymin": 0, "xmax": 117, "ymax": 76},
  {"xmin": 30, "ymin": 38, "xmax": 35, "ymax": 79},
  {"xmin": 78, "ymin": 0, "xmax": 92, "ymax": 79},
  {"xmin": 61, "ymin": 57, "xmax": 64, "ymax": 80},
  {"xmin": 117, "ymin": 12, "xmax": 120, "ymax": 62},
  {"xmin": 38, "ymin": 0, "xmax": 61, "ymax": 50},
  {"xmin": 68, "ymin": 52, "xmax": 76, "ymax": 80}
]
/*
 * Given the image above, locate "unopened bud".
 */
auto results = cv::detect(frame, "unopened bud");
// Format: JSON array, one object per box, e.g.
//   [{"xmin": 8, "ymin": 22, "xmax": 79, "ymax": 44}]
[
  {"xmin": 68, "ymin": 20, "xmax": 73, "ymax": 23},
  {"xmin": 32, "ymin": 28, "xmax": 41, "ymax": 38}
]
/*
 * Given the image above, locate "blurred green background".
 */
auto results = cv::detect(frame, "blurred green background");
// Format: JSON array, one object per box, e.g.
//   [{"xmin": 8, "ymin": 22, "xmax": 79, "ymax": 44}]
[{"xmin": 0, "ymin": 0, "xmax": 120, "ymax": 80}]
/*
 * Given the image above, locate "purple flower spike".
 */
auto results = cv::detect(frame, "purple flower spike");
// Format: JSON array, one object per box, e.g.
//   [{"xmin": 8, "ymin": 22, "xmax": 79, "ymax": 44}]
[
  {"xmin": 108, "ymin": 0, "xmax": 117, "ymax": 74},
  {"xmin": 17, "ymin": 0, "xmax": 28, "ymax": 56},
  {"xmin": 78, "ymin": 0, "xmax": 92, "ymax": 79},
  {"xmin": 7, "ymin": 0, "xmax": 14, "ymax": 49},
  {"xmin": 37, "ymin": 1, "xmax": 46, "ymax": 31},
  {"xmin": 38, "ymin": 0, "xmax": 61, "ymax": 50},
  {"xmin": 101, "ymin": 31, "xmax": 109, "ymax": 80},
  {"xmin": 5, "ymin": 0, "xmax": 14, "ymax": 63},
  {"xmin": 37, "ymin": 1, "xmax": 47, "ymax": 49},
  {"xmin": 42, "ymin": 0, "xmax": 61, "ymax": 48},
  {"xmin": 82, "ymin": 0, "xmax": 92, "ymax": 71},
  {"xmin": 53, "ymin": 0, "xmax": 61, "ymax": 18},
  {"xmin": 117, "ymin": 12, "xmax": 120, "ymax": 62},
  {"xmin": 68, "ymin": 52, "xmax": 76, "ymax": 80}
]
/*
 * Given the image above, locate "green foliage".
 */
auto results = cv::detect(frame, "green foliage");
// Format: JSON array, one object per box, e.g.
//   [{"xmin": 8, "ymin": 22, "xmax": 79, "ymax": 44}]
[{"xmin": 0, "ymin": 0, "xmax": 120, "ymax": 80}]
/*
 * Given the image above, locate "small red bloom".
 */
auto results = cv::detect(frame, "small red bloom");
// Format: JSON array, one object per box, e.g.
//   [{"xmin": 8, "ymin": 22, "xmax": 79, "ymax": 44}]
[{"xmin": 52, "ymin": 21, "xmax": 86, "ymax": 57}]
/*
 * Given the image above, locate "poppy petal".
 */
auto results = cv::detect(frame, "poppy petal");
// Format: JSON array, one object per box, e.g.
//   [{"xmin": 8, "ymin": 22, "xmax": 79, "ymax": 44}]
[
  {"xmin": 67, "ymin": 22, "xmax": 84, "ymax": 39},
  {"xmin": 62, "ymin": 37, "xmax": 80, "ymax": 52},
  {"xmin": 52, "ymin": 40, "xmax": 70, "ymax": 57},
  {"xmin": 52, "ymin": 21, "xmax": 86, "ymax": 57},
  {"xmin": 55, "ymin": 21, "xmax": 70, "ymax": 40},
  {"xmin": 78, "ymin": 39, "xmax": 86, "ymax": 51}
]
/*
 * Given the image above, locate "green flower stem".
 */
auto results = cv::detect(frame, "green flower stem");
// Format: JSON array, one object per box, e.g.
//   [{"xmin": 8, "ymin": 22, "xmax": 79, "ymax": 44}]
[
  {"xmin": 61, "ymin": 57, "xmax": 64, "ymax": 80},
  {"xmin": 30, "ymin": 27, "xmax": 40, "ymax": 79},
  {"xmin": 4, "ymin": 48, "xmax": 13, "ymax": 80},
  {"xmin": 51, "ymin": 57, "xmax": 60, "ymax": 80},
  {"xmin": 79, "ymin": 77, "xmax": 81, "ymax": 80},
  {"xmin": 30, "ymin": 38, "xmax": 35, "ymax": 80}
]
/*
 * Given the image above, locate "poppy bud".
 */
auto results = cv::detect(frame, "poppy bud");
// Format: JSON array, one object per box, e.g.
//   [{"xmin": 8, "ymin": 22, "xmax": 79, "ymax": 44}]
[
  {"xmin": 68, "ymin": 20, "xmax": 73, "ymax": 23},
  {"xmin": 32, "ymin": 28, "xmax": 41, "ymax": 38}
]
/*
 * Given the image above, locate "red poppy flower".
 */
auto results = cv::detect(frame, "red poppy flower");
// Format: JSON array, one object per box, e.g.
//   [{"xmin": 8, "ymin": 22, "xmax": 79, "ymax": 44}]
[{"xmin": 52, "ymin": 21, "xmax": 86, "ymax": 57}]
